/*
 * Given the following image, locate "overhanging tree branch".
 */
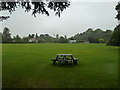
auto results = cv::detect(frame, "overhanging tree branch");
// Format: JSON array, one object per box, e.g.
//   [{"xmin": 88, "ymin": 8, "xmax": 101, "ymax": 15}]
[
  {"xmin": 115, "ymin": 1, "xmax": 120, "ymax": 21},
  {"xmin": 0, "ymin": 0, "xmax": 70, "ymax": 21}
]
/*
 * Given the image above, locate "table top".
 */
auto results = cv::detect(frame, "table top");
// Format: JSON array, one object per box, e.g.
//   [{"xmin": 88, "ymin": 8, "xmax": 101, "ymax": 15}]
[{"xmin": 57, "ymin": 54, "xmax": 73, "ymax": 56}]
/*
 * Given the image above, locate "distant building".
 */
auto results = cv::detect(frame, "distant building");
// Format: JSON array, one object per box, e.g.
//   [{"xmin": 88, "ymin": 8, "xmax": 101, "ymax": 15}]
[
  {"xmin": 12, "ymin": 40, "xmax": 15, "ymax": 42},
  {"xmin": 69, "ymin": 40, "xmax": 77, "ymax": 43},
  {"xmin": 29, "ymin": 38, "xmax": 38, "ymax": 43},
  {"xmin": 84, "ymin": 41, "xmax": 89, "ymax": 43}
]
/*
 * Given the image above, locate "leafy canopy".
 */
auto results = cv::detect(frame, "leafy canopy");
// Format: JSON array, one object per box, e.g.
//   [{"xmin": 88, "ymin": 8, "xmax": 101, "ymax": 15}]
[
  {"xmin": 107, "ymin": 2, "xmax": 120, "ymax": 46},
  {"xmin": 0, "ymin": 0, "xmax": 70, "ymax": 21}
]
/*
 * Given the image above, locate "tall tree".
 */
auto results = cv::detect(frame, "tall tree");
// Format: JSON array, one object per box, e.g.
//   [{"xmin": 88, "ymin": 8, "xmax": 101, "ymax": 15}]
[
  {"xmin": 107, "ymin": 2, "xmax": 120, "ymax": 46},
  {"xmin": 115, "ymin": 2, "xmax": 120, "ymax": 20},
  {"xmin": 31, "ymin": 34, "xmax": 35, "ymax": 38},
  {"xmin": 28, "ymin": 34, "xmax": 32, "ymax": 38},
  {"xmin": 2, "ymin": 27, "xmax": 12, "ymax": 43},
  {"xmin": 13, "ymin": 35, "xmax": 21, "ymax": 42},
  {"xmin": 35, "ymin": 33, "xmax": 39, "ymax": 39},
  {"xmin": 56, "ymin": 34, "xmax": 59, "ymax": 39},
  {"xmin": 64, "ymin": 35, "xmax": 67, "ymax": 39},
  {"xmin": 107, "ymin": 25, "xmax": 120, "ymax": 46}
]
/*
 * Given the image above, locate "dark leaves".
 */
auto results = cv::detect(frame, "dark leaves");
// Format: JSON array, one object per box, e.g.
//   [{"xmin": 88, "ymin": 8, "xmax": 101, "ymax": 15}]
[
  {"xmin": 0, "ymin": 16, "xmax": 10, "ymax": 21},
  {"xmin": 115, "ymin": 2, "xmax": 120, "ymax": 20},
  {"xmin": 0, "ymin": 1, "xmax": 70, "ymax": 17}
]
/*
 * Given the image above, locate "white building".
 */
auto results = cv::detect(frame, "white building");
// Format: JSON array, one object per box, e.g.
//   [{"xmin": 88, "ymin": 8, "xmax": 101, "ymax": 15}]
[
  {"xmin": 29, "ymin": 38, "xmax": 38, "ymax": 43},
  {"xmin": 69, "ymin": 40, "xmax": 77, "ymax": 43},
  {"xmin": 84, "ymin": 41, "xmax": 89, "ymax": 43}
]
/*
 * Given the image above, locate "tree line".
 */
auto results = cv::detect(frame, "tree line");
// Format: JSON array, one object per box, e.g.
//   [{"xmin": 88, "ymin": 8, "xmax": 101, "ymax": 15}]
[
  {"xmin": 1, "ymin": 27, "xmax": 69, "ymax": 43},
  {"xmin": 71, "ymin": 28, "xmax": 112, "ymax": 43},
  {"xmin": 0, "ymin": 27, "xmax": 113, "ymax": 44}
]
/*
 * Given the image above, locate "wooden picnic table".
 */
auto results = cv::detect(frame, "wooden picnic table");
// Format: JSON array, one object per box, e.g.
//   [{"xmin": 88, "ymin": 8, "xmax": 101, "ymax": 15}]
[{"xmin": 52, "ymin": 54, "xmax": 78, "ymax": 65}]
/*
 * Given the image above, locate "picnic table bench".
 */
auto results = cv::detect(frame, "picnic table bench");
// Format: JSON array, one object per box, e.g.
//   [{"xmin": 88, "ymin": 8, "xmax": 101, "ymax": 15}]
[{"xmin": 52, "ymin": 54, "xmax": 78, "ymax": 65}]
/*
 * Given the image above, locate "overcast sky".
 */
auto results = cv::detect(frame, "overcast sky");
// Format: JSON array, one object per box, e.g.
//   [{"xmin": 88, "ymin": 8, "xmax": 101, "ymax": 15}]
[{"xmin": 0, "ymin": 1, "xmax": 118, "ymax": 37}]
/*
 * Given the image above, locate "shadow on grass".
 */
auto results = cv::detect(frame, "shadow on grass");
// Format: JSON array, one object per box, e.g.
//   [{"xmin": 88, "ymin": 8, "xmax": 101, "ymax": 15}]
[{"xmin": 50, "ymin": 62, "xmax": 79, "ymax": 67}]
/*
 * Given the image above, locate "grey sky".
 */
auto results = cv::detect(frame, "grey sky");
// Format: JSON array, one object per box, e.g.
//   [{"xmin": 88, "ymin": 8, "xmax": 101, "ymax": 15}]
[{"xmin": 0, "ymin": 2, "xmax": 118, "ymax": 38}]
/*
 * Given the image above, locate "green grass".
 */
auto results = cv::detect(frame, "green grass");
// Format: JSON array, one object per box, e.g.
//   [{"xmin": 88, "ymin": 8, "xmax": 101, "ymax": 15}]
[{"xmin": 2, "ymin": 43, "xmax": 118, "ymax": 88}]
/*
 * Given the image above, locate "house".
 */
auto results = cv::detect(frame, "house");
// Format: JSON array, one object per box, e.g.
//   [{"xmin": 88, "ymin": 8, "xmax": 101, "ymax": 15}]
[
  {"xmin": 69, "ymin": 40, "xmax": 77, "ymax": 43},
  {"xmin": 84, "ymin": 41, "xmax": 89, "ymax": 43},
  {"xmin": 29, "ymin": 38, "xmax": 38, "ymax": 43}
]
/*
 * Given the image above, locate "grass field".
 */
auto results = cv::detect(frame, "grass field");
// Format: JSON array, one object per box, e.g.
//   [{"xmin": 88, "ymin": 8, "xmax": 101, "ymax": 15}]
[{"xmin": 2, "ymin": 43, "xmax": 118, "ymax": 88}]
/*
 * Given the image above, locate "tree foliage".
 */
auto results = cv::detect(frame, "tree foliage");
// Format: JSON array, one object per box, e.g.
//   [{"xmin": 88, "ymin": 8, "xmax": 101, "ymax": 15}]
[
  {"xmin": 1, "ymin": 27, "xmax": 69, "ymax": 43},
  {"xmin": 107, "ymin": 2, "xmax": 120, "ymax": 46},
  {"xmin": 1, "ymin": 27, "xmax": 113, "ymax": 43},
  {"xmin": 59, "ymin": 36, "xmax": 68, "ymax": 43},
  {"xmin": 107, "ymin": 25, "xmax": 120, "ymax": 46},
  {"xmin": 73, "ymin": 28, "xmax": 112, "ymax": 43},
  {"xmin": 2, "ymin": 27, "xmax": 12, "ymax": 43},
  {"xmin": 13, "ymin": 35, "xmax": 21, "ymax": 42},
  {"xmin": 0, "ymin": 0, "xmax": 70, "ymax": 21},
  {"xmin": 115, "ymin": 2, "xmax": 120, "ymax": 20}
]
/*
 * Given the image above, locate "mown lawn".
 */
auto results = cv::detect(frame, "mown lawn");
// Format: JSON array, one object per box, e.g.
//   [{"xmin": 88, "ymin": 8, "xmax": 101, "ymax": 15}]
[{"xmin": 2, "ymin": 43, "xmax": 118, "ymax": 88}]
